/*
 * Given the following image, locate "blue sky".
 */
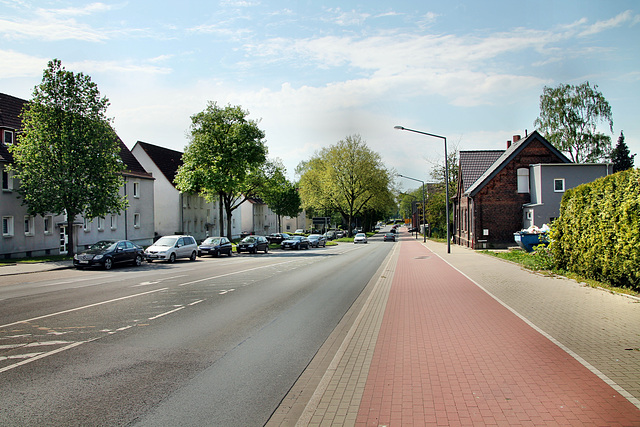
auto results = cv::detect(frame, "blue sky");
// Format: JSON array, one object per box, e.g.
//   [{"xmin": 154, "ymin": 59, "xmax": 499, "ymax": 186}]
[{"xmin": 1, "ymin": 1, "xmax": 638, "ymax": 190}]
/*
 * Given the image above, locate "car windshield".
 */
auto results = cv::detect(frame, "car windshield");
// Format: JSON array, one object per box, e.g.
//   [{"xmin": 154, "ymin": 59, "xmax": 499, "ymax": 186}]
[
  {"xmin": 292, "ymin": 236, "xmax": 303, "ymax": 241},
  {"xmin": 89, "ymin": 241, "xmax": 117, "ymax": 251},
  {"xmin": 155, "ymin": 237, "xmax": 178, "ymax": 247},
  {"xmin": 202, "ymin": 238, "xmax": 221, "ymax": 245},
  {"xmin": 356, "ymin": 233, "xmax": 365, "ymax": 237},
  {"xmin": 242, "ymin": 237, "xmax": 256, "ymax": 243},
  {"xmin": 308, "ymin": 235, "xmax": 320, "ymax": 239}
]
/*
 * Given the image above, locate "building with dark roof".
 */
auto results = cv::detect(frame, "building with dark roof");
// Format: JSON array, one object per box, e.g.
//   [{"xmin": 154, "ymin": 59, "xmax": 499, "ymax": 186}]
[
  {"xmin": 1, "ymin": 92, "xmax": 155, "ymax": 258},
  {"xmin": 453, "ymin": 131, "xmax": 611, "ymax": 249}
]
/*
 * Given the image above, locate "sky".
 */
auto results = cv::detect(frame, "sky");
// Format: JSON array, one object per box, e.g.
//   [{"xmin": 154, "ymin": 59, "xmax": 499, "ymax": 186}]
[{"xmin": 1, "ymin": 0, "xmax": 639, "ymax": 192}]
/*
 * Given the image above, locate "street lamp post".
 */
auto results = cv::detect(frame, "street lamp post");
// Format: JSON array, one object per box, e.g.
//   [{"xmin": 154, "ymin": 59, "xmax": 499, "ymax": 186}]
[
  {"xmin": 394, "ymin": 125, "xmax": 450, "ymax": 253},
  {"xmin": 397, "ymin": 174, "xmax": 426, "ymax": 243},
  {"xmin": 399, "ymin": 192, "xmax": 419, "ymax": 239}
]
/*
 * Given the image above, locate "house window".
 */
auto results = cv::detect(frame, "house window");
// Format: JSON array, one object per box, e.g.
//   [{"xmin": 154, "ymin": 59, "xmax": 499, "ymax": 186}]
[
  {"xmin": 44, "ymin": 215, "xmax": 53, "ymax": 235},
  {"xmin": 2, "ymin": 168, "xmax": 12, "ymax": 191},
  {"xmin": 2, "ymin": 216, "xmax": 14, "ymax": 237},
  {"xmin": 97, "ymin": 217, "xmax": 105, "ymax": 231},
  {"xmin": 554, "ymin": 178, "xmax": 565, "ymax": 192},
  {"xmin": 133, "ymin": 213, "xmax": 140, "ymax": 228},
  {"xmin": 517, "ymin": 168, "xmax": 529, "ymax": 193},
  {"xmin": 133, "ymin": 181, "xmax": 140, "ymax": 198},
  {"xmin": 3, "ymin": 130, "xmax": 13, "ymax": 145},
  {"xmin": 110, "ymin": 215, "xmax": 117, "ymax": 230},
  {"xmin": 526, "ymin": 210, "xmax": 533, "ymax": 220},
  {"xmin": 24, "ymin": 216, "xmax": 34, "ymax": 236},
  {"xmin": 83, "ymin": 217, "xmax": 91, "ymax": 232}
]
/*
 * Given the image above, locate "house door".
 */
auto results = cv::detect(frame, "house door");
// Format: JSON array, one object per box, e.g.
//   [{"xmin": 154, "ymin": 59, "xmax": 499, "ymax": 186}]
[{"xmin": 59, "ymin": 225, "xmax": 69, "ymax": 255}]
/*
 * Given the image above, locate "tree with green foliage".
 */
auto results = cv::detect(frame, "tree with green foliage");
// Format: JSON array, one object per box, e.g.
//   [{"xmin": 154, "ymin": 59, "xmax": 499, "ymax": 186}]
[
  {"xmin": 258, "ymin": 161, "xmax": 302, "ymax": 232},
  {"xmin": 9, "ymin": 59, "xmax": 126, "ymax": 256},
  {"xmin": 610, "ymin": 131, "xmax": 635, "ymax": 173},
  {"xmin": 174, "ymin": 102, "xmax": 268, "ymax": 239},
  {"xmin": 534, "ymin": 81, "xmax": 614, "ymax": 163},
  {"xmin": 297, "ymin": 134, "xmax": 393, "ymax": 235}
]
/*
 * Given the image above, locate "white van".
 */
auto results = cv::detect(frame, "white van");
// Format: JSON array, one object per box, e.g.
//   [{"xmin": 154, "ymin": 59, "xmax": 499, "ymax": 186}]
[{"xmin": 145, "ymin": 235, "xmax": 198, "ymax": 263}]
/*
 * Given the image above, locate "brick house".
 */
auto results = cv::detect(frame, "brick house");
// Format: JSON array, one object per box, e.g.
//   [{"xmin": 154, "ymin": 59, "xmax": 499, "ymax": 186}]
[
  {"xmin": 1, "ymin": 92, "xmax": 155, "ymax": 257},
  {"xmin": 453, "ymin": 131, "xmax": 570, "ymax": 249}
]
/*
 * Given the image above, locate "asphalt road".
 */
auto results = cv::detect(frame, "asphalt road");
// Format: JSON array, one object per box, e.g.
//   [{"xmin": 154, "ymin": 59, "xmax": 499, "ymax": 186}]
[{"xmin": 0, "ymin": 238, "xmax": 393, "ymax": 426}]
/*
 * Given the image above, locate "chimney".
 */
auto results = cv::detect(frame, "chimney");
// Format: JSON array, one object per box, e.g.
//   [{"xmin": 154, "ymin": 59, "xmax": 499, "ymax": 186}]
[
  {"xmin": 507, "ymin": 140, "xmax": 511, "ymax": 148},
  {"xmin": 513, "ymin": 134, "xmax": 521, "ymax": 143}
]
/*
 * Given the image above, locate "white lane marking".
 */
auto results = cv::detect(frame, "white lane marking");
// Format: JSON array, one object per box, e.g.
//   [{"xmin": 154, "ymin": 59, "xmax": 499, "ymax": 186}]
[
  {"xmin": 0, "ymin": 339, "xmax": 97, "ymax": 374},
  {"xmin": 0, "ymin": 340, "xmax": 73, "ymax": 350},
  {"xmin": 188, "ymin": 300, "xmax": 204, "ymax": 306},
  {"xmin": 148, "ymin": 306, "xmax": 185, "ymax": 320},
  {"xmin": 0, "ymin": 352, "xmax": 44, "ymax": 361},
  {"xmin": 218, "ymin": 289, "xmax": 235, "ymax": 295},
  {"xmin": 0, "ymin": 288, "xmax": 169, "ymax": 329},
  {"xmin": 177, "ymin": 259, "xmax": 301, "ymax": 287}
]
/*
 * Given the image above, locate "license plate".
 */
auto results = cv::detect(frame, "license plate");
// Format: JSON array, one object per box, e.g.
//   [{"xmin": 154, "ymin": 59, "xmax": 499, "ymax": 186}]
[{"xmin": 79, "ymin": 260, "xmax": 89, "ymax": 264}]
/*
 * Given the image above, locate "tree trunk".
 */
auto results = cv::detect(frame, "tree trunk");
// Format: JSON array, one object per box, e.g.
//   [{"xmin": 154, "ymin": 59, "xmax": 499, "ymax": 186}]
[
  {"xmin": 66, "ymin": 212, "xmax": 76, "ymax": 257},
  {"xmin": 218, "ymin": 193, "xmax": 224, "ymax": 237}
]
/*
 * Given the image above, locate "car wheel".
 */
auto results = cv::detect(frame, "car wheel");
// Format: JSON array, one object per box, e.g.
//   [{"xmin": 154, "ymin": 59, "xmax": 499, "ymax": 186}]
[
  {"xmin": 103, "ymin": 257, "xmax": 113, "ymax": 270},
  {"xmin": 147, "ymin": 259, "xmax": 153, "ymax": 263},
  {"xmin": 228, "ymin": 250, "xmax": 233, "ymax": 257},
  {"xmin": 264, "ymin": 245, "xmax": 269, "ymax": 254},
  {"xmin": 134, "ymin": 254, "xmax": 143, "ymax": 267},
  {"xmin": 190, "ymin": 251, "xmax": 197, "ymax": 261},
  {"xmin": 168, "ymin": 253, "xmax": 176, "ymax": 263}
]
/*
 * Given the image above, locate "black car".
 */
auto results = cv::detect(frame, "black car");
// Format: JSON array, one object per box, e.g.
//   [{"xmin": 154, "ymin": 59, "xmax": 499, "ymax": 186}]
[
  {"xmin": 74, "ymin": 240, "xmax": 144, "ymax": 270},
  {"xmin": 198, "ymin": 236, "xmax": 233, "ymax": 257},
  {"xmin": 281, "ymin": 235, "xmax": 310, "ymax": 250},
  {"xmin": 383, "ymin": 232, "xmax": 396, "ymax": 242},
  {"xmin": 237, "ymin": 236, "xmax": 270, "ymax": 254},
  {"xmin": 267, "ymin": 233, "xmax": 291, "ymax": 245}
]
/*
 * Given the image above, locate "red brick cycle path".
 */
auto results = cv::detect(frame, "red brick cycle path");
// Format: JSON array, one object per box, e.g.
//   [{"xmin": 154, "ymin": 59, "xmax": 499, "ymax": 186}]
[{"xmin": 356, "ymin": 238, "xmax": 640, "ymax": 426}]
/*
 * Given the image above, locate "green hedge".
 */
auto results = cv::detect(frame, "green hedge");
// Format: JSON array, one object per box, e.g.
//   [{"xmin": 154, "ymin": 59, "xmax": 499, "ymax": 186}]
[{"xmin": 549, "ymin": 168, "xmax": 640, "ymax": 291}]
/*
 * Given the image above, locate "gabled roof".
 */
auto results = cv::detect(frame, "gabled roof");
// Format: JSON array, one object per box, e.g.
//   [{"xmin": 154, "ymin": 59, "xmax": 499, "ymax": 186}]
[
  {"xmin": 134, "ymin": 140, "xmax": 183, "ymax": 186},
  {"xmin": 0, "ymin": 93, "xmax": 27, "ymax": 130},
  {"xmin": 118, "ymin": 138, "xmax": 153, "ymax": 179},
  {"xmin": 465, "ymin": 130, "xmax": 570, "ymax": 197},
  {"xmin": 458, "ymin": 150, "xmax": 504, "ymax": 193}
]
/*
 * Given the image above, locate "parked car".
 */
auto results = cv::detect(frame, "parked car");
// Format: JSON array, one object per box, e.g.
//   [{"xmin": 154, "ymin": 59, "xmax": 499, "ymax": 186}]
[
  {"xmin": 237, "ymin": 235, "xmax": 270, "ymax": 254},
  {"xmin": 281, "ymin": 235, "xmax": 310, "ymax": 250},
  {"xmin": 294, "ymin": 229, "xmax": 305, "ymax": 234},
  {"xmin": 383, "ymin": 232, "xmax": 396, "ymax": 242},
  {"xmin": 267, "ymin": 233, "xmax": 291, "ymax": 245},
  {"xmin": 353, "ymin": 233, "xmax": 368, "ymax": 244},
  {"xmin": 323, "ymin": 230, "xmax": 337, "ymax": 240},
  {"xmin": 145, "ymin": 235, "xmax": 198, "ymax": 263},
  {"xmin": 307, "ymin": 234, "xmax": 327, "ymax": 248},
  {"xmin": 335, "ymin": 230, "xmax": 345, "ymax": 238},
  {"xmin": 198, "ymin": 236, "xmax": 233, "ymax": 257},
  {"xmin": 74, "ymin": 240, "xmax": 144, "ymax": 270}
]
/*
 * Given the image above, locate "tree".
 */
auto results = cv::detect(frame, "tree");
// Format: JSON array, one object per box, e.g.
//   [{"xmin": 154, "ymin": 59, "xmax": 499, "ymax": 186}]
[
  {"xmin": 610, "ymin": 131, "xmax": 635, "ymax": 173},
  {"xmin": 297, "ymin": 134, "xmax": 393, "ymax": 235},
  {"xmin": 534, "ymin": 81, "xmax": 614, "ymax": 163},
  {"xmin": 8, "ymin": 59, "xmax": 126, "ymax": 256},
  {"xmin": 174, "ymin": 102, "xmax": 267, "ymax": 239},
  {"xmin": 259, "ymin": 164, "xmax": 302, "ymax": 232}
]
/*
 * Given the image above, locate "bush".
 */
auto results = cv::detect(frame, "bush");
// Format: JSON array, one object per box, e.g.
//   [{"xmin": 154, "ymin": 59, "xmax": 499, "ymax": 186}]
[{"xmin": 550, "ymin": 168, "xmax": 640, "ymax": 291}]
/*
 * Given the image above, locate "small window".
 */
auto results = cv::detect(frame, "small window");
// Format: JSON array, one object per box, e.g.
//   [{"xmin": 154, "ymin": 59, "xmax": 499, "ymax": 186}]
[
  {"xmin": 554, "ymin": 178, "xmax": 565, "ymax": 192},
  {"xmin": 97, "ymin": 217, "xmax": 105, "ymax": 231},
  {"xmin": 2, "ymin": 216, "xmax": 14, "ymax": 237},
  {"xmin": 133, "ymin": 213, "xmax": 140, "ymax": 228},
  {"xmin": 83, "ymin": 217, "xmax": 91, "ymax": 232},
  {"xmin": 110, "ymin": 215, "xmax": 117, "ymax": 230},
  {"xmin": 24, "ymin": 216, "xmax": 35, "ymax": 236},
  {"xmin": 526, "ymin": 211, "xmax": 533, "ymax": 220},
  {"xmin": 133, "ymin": 181, "xmax": 140, "ymax": 198},
  {"xmin": 2, "ymin": 168, "xmax": 12, "ymax": 191},
  {"xmin": 44, "ymin": 215, "xmax": 53, "ymax": 235},
  {"xmin": 3, "ymin": 130, "xmax": 14, "ymax": 145},
  {"xmin": 517, "ymin": 168, "xmax": 529, "ymax": 193}
]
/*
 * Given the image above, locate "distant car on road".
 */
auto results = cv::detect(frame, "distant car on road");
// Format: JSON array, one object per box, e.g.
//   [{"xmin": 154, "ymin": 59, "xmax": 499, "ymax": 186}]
[
  {"xmin": 145, "ymin": 235, "xmax": 198, "ymax": 263},
  {"xmin": 198, "ymin": 236, "xmax": 233, "ymax": 257},
  {"xmin": 353, "ymin": 233, "xmax": 368, "ymax": 244},
  {"xmin": 307, "ymin": 234, "xmax": 327, "ymax": 248},
  {"xmin": 383, "ymin": 232, "xmax": 396, "ymax": 242},
  {"xmin": 281, "ymin": 235, "xmax": 310, "ymax": 250},
  {"xmin": 74, "ymin": 240, "xmax": 144, "ymax": 270},
  {"xmin": 294, "ymin": 229, "xmax": 305, "ymax": 234},
  {"xmin": 237, "ymin": 235, "xmax": 270, "ymax": 254}
]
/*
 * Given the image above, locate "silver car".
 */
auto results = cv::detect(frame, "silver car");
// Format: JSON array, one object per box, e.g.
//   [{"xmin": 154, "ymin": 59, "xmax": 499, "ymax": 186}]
[
  {"xmin": 307, "ymin": 234, "xmax": 327, "ymax": 247},
  {"xmin": 145, "ymin": 235, "xmax": 198, "ymax": 263}
]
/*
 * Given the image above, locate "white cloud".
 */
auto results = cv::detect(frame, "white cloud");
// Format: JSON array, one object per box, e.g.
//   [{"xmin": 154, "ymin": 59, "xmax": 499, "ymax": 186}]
[
  {"xmin": 0, "ymin": 49, "xmax": 48, "ymax": 78},
  {"xmin": 579, "ymin": 10, "xmax": 635, "ymax": 37}
]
